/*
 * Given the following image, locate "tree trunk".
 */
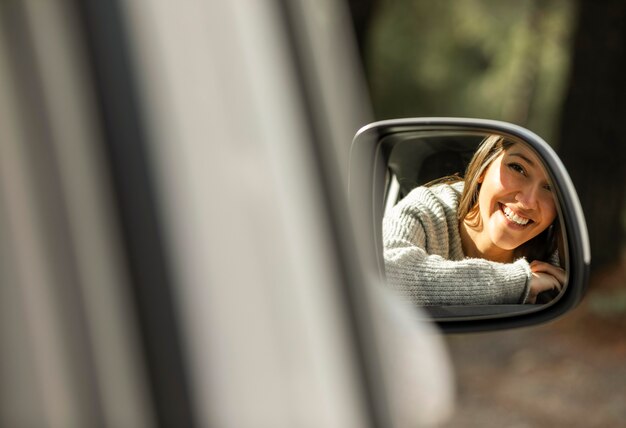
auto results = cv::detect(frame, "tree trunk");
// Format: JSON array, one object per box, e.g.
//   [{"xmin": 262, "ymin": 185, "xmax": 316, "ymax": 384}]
[{"xmin": 557, "ymin": 0, "xmax": 626, "ymax": 272}]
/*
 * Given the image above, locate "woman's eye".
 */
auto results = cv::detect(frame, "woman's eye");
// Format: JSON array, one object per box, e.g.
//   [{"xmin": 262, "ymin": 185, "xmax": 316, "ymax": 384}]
[
  {"xmin": 508, "ymin": 163, "xmax": 526, "ymax": 175},
  {"xmin": 543, "ymin": 184, "xmax": 552, "ymax": 192}
]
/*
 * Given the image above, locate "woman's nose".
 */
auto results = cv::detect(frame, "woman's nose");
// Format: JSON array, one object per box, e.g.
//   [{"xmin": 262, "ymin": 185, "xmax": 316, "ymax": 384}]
[{"xmin": 515, "ymin": 185, "xmax": 538, "ymax": 209}]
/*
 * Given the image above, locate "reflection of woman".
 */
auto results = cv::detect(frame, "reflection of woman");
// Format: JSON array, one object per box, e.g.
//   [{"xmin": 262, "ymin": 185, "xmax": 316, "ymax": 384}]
[{"xmin": 383, "ymin": 135, "xmax": 564, "ymax": 305}]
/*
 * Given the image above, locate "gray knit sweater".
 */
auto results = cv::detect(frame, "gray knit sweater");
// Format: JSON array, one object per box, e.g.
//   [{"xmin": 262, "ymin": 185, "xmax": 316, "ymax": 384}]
[{"xmin": 383, "ymin": 182, "xmax": 532, "ymax": 305}]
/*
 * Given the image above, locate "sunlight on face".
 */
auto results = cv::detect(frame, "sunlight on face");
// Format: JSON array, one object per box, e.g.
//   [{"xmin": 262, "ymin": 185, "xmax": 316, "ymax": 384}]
[{"xmin": 476, "ymin": 143, "xmax": 557, "ymax": 258}]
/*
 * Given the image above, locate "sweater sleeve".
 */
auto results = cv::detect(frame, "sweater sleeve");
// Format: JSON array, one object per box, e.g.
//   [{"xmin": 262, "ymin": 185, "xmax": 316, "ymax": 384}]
[{"xmin": 383, "ymin": 190, "xmax": 532, "ymax": 306}]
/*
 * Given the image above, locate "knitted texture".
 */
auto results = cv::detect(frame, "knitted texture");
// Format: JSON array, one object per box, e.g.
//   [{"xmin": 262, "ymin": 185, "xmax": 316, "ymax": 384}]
[{"xmin": 383, "ymin": 182, "xmax": 532, "ymax": 305}]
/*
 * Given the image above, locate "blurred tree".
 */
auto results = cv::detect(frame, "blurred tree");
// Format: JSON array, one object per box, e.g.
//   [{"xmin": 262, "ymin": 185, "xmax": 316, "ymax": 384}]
[
  {"xmin": 364, "ymin": 0, "xmax": 574, "ymax": 143},
  {"xmin": 556, "ymin": 0, "xmax": 626, "ymax": 272}
]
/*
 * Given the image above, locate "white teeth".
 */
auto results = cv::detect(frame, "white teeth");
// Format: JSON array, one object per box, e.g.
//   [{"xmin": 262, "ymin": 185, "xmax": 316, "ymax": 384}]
[{"xmin": 503, "ymin": 206, "xmax": 529, "ymax": 226}]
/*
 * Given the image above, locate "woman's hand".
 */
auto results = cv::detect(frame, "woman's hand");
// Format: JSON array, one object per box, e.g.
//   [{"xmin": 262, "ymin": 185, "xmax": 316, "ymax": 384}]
[{"xmin": 527, "ymin": 261, "xmax": 566, "ymax": 304}]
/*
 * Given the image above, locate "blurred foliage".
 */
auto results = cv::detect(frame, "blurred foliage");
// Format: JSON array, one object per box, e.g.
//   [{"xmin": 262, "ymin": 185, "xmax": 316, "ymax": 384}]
[{"xmin": 365, "ymin": 0, "xmax": 576, "ymax": 146}]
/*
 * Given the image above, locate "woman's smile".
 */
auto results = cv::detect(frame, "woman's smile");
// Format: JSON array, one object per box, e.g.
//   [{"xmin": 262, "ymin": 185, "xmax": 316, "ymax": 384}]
[{"xmin": 500, "ymin": 203, "xmax": 532, "ymax": 227}]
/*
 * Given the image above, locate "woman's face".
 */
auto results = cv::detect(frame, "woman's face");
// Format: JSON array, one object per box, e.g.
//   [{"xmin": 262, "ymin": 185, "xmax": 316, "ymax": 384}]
[{"xmin": 475, "ymin": 143, "xmax": 557, "ymax": 254}]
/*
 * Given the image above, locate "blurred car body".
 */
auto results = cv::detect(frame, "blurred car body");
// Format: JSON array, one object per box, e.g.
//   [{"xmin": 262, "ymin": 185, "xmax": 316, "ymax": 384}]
[{"xmin": 0, "ymin": 0, "xmax": 453, "ymax": 427}]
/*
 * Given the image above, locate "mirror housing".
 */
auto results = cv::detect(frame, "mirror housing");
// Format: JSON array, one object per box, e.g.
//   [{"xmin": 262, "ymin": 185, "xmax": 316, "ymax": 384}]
[{"xmin": 349, "ymin": 118, "xmax": 590, "ymax": 332}]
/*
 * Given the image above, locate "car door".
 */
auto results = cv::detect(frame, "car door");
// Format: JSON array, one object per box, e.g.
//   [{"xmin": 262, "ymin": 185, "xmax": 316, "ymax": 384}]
[{"xmin": 0, "ymin": 0, "xmax": 454, "ymax": 427}]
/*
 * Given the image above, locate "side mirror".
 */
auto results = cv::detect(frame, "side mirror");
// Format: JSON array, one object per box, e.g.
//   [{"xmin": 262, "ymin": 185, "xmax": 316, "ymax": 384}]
[{"xmin": 349, "ymin": 118, "xmax": 590, "ymax": 332}]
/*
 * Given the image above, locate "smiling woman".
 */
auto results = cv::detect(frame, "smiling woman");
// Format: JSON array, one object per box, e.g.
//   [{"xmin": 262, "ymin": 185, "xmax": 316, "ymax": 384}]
[{"xmin": 383, "ymin": 134, "xmax": 565, "ymax": 306}]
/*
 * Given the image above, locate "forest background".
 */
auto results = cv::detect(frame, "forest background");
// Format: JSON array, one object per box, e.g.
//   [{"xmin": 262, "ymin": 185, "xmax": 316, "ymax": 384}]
[{"xmin": 348, "ymin": 1, "xmax": 626, "ymax": 425}]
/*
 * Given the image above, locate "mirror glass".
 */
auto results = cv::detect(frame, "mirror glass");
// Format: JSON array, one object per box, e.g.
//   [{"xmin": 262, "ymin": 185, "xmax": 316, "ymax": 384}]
[{"xmin": 381, "ymin": 130, "xmax": 567, "ymax": 320}]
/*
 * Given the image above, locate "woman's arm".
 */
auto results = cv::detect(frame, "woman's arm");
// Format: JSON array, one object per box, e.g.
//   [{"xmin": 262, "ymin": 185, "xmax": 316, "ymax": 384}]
[{"xmin": 384, "ymin": 240, "xmax": 532, "ymax": 305}]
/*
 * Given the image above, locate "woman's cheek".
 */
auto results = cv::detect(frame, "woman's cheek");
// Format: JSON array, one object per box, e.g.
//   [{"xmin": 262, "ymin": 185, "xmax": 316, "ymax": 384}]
[
  {"xmin": 498, "ymin": 167, "xmax": 519, "ymax": 189},
  {"xmin": 542, "ymin": 196, "xmax": 558, "ymax": 223}
]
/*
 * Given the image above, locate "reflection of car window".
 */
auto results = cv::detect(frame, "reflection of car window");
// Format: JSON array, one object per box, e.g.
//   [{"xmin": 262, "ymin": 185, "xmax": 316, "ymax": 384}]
[{"xmin": 384, "ymin": 173, "xmax": 401, "ymax": 215}]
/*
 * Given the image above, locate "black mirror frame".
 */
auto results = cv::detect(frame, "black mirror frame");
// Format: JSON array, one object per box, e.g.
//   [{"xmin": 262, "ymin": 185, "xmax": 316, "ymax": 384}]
[{"xmin": 349, "ymin": 117, "xmax": 590, "ymax": 333}]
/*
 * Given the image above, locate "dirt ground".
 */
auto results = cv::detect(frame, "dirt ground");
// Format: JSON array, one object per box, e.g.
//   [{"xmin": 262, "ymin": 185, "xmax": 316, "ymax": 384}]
[{"xmin": 441, "ymin": 255, "xmax": 626, "ymax": 428}]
